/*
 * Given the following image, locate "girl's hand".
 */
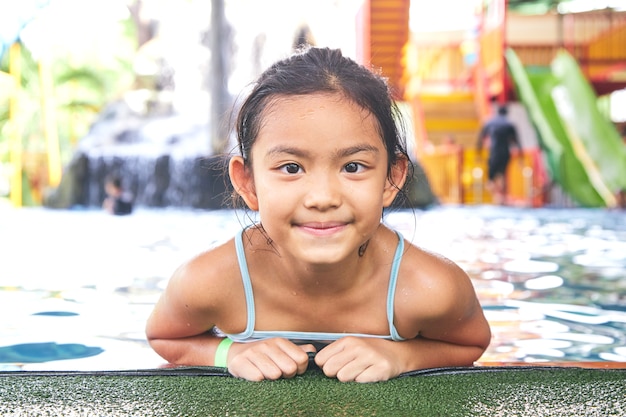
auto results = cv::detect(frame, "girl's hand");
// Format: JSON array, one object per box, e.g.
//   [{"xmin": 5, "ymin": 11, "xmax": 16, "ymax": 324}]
[
  {"xmin": 227, "ymin": 338, "xmax": 316, "ymax": 381},
  {"xmin": 315, "ymin": 337, "xmax": 400, "ymax": 383}
]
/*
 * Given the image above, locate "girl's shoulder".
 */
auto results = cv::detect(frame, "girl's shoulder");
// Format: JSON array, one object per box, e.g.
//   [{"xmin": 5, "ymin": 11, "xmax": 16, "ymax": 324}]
[
  {"xmin": 376, "ymin": 226, "xmax": 464, "ymax": 290},
  {"xmin": 397, "ymin": 240, "xmax": 475, "ymax": 310},
  {"xmin": 400, "ymin": 242, "xmax": 469, "ymax": 289},
  {"xmin": 168, "ymin": 237, "xmax": 242, "ymax": 304},
  {"xmin": 395, "ymin": 241, "xmax": 480, "ymax": 338}
]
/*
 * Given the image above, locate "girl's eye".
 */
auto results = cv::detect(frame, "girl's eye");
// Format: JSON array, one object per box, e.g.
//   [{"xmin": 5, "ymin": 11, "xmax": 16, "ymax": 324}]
[
  {"xmin": 281, "ymin": 163, "xmax": 301, "ymax": 174},
  {"xmin": 344, "ymin": 162, "xmax": 362, "ymax": 173}
]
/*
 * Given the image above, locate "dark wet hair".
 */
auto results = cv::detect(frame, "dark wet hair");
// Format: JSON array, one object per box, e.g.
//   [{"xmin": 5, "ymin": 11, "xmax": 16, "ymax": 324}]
[
  {"xmin": 235, "ymin": 47, "xmax": 410, "ymax": 182},
  {"xmin": 105, "ymin": 175, "xmax": 122, "ymax": 189}
]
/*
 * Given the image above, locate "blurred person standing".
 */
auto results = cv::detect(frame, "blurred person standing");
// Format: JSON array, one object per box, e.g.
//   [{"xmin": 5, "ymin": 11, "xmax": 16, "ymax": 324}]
[
  {"xmin": 476, "ymin": 104, "xmax": 522, "ymax": 205},
  {"xmin": 103, "ymin": 175, "xmax": 133, "ymax": 215}
]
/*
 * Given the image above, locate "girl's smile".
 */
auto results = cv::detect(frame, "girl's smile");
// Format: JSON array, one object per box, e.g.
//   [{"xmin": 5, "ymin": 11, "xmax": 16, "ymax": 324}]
[{"xmin": 295, "ymin": 221, "xmax": 348, "ymax": 237}]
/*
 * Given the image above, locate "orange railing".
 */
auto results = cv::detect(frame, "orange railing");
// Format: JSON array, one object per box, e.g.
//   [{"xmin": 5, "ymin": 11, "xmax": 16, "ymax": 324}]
[
  {"xmin": 418, "ymin": 145, "xmax": 463, "ymax": 204},
  {"xmin": 418, "ymin": 147, "xmax": 545, "ymax": 207},
  {"xmin": 585, "ymin": 21, "xmax": 626, "ymax": 80}
]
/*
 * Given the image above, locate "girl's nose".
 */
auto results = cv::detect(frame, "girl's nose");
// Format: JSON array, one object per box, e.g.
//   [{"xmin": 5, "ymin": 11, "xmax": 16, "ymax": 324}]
[{"xmin": 303, "ymin": 174, "xmax": 341, "ymax": 210}]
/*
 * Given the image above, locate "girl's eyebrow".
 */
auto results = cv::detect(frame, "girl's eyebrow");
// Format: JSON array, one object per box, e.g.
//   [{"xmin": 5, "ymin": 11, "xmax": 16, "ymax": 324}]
[
  {"xmin": 265, "ymin": 144, "xmax": 380, "ymax": 159},
  {"xmin": 336, "ymin": 145, "xmax": 380, "ymax": 158},
  {"xmin": 265, "ymin": 145, "xmax": 306, "ymax": 158}
]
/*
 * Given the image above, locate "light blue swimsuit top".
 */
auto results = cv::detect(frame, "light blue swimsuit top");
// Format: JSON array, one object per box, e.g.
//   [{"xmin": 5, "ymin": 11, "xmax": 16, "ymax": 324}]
[{"xmin": 219, "ymin": 229, "xmax": 407, "ymax": 346}]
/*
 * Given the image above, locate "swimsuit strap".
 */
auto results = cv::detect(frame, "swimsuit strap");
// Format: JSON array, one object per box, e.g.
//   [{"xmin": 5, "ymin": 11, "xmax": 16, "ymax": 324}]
[
  {"xmin": 233, "ymin": 229, "xmax": 405, "ymax": 341},
  {"xmin": 387, "ymin": 232, "xmax": 404, "ymax": 340},
  {"xmin": 234, "ymin": 228, "xmax": 256, "ymax": 338}
]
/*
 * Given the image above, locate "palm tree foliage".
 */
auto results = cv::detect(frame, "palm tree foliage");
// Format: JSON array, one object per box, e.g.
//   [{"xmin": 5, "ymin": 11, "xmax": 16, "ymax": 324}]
[{"xmin": 0, "ymin": 14, "xmax": 136, "ymax": 201}]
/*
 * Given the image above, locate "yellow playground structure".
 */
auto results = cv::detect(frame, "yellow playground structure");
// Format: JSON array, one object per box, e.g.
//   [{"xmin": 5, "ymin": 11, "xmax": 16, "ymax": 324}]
[{"xmin": 359, "ymin": 0, "xmax": 626, "ymax": 207}]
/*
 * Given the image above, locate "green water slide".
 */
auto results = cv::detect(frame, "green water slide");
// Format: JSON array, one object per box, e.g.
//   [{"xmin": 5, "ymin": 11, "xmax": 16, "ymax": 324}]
[{"xmin": 505, "ymin": 48, "xmax": 626, "ymax": 207}]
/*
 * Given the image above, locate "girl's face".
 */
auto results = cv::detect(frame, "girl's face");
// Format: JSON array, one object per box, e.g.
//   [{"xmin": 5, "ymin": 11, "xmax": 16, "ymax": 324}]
[{"xmin": 231, "ymin": 93, "xmax": 406, "ymax": 266}]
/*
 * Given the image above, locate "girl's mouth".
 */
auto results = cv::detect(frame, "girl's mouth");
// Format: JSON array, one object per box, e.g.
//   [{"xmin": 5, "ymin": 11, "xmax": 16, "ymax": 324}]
[{"xmin": 297, "ymin": 222, "xmax": 346, "ymax": 236}]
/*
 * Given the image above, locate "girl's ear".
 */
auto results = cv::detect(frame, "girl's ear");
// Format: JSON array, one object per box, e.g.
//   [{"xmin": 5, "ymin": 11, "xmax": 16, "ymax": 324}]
[
  {"xmin": 382, "ymin": 156, "xmax": 409, "ymax": 207},
  {"xmin": 229, "ymin": 156, "xmax": 259, "ymax": 211}
]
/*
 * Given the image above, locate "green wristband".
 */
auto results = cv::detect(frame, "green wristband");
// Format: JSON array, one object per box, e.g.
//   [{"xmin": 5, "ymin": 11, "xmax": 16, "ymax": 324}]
[{"xmin": 214, "ymin": 338, "xmax": 233, "ymax": 367}]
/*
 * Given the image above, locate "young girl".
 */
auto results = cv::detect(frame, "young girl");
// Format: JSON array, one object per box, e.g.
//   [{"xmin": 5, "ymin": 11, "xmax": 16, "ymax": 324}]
[{"xmin": 145, "ymin": 47, "xmax": 491, "ymax": 383}]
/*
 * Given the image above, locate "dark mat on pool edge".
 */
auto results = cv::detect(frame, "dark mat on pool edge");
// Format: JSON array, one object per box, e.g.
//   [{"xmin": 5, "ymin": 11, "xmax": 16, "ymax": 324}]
[{"xmin": 0, "ymin": 366, "xmax": 624, "ymax": 416}]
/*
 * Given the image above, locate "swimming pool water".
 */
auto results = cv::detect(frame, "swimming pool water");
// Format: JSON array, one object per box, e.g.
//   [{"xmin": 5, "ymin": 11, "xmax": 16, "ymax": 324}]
[{"xmin": 1, "ymin": 205, "xmax": 625, "ymax": 370}]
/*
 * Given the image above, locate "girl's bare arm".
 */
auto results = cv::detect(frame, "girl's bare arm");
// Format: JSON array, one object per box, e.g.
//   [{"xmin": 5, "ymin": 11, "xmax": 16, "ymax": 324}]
[{"xmin": 145, "ymin": 244, "xmax": 237, "ymax": 365}]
